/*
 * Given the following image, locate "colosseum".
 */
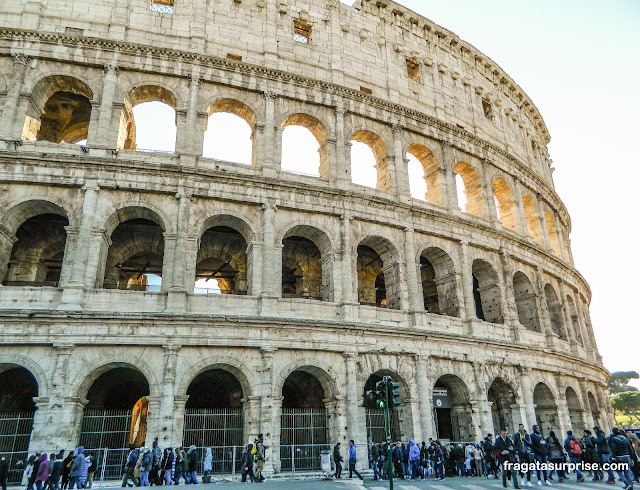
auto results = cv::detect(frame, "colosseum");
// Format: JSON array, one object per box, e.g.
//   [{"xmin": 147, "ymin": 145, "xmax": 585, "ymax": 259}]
[{"xmin": 0, "ymin": 0, "xmax": 611, "ymax": 478}]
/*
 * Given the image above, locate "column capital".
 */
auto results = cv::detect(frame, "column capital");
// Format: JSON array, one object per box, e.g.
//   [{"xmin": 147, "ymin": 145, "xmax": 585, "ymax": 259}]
[
  {"xmin": 263, "ymin": 90, "xmax": 277, "ymax": 102},
  {"xmin": 392, "ymin": 123, "xmax": 404, "ymax": 134},
  {"xmin": 335, "ymin": 108, "xmax": 347, "ymax": 117},
  {"xmin": 81, "ymin": 180, "xmax": 100, "ymax": 192},
  {"xmin": 343, "ymin": 351, "xmax": 358, "ymax": 360},
  {"xmin": 53, "ymin": 343, "xmax": 75, "ymax": 353},
  {"xmin": 32, "ymin": 397, "xmax": 50, "ymax": 409},
  {"xmin": 103, "ymin": 63, "xmax": 120, "ymax": 75},
  {"xmin": 260, "ymin": 347, "xmax": 278, "ymax": 357}
]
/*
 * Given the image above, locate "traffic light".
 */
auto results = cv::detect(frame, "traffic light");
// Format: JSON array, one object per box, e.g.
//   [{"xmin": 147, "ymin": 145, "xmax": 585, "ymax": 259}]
[
  {"xmin": 383, "ymin": 376, "xmax": 401, "ymax": 412},
  {"xmin": 365, "ymin": 380, "xmax": 388, "ymax": 409}
]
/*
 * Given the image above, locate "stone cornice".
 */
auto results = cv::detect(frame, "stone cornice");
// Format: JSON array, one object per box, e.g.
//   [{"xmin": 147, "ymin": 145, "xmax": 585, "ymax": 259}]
[{"xmin": 0, "ymin": 28, "xmax": 569, "ymax": 226}]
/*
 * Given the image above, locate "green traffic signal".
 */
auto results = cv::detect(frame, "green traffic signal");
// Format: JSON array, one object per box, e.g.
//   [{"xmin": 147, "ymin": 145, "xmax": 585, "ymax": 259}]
[{"xmin": 387, "ymin": 380, "xmax": 401, "ymax": 411}]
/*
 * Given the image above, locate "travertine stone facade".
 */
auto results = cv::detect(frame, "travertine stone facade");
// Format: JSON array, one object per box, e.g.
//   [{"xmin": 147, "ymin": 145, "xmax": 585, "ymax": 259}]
[{"xmin": 0, "ymin": 0, "xmax": 610, "ymax": 473}]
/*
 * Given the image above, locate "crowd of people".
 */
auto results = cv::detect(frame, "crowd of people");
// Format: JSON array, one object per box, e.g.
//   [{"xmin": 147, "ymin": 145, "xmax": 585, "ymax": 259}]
[
  {"xmin": 6, "ymin": 427, "xmax": 640, "ymax": 488},
  {"xmin": 363, "ymin": 425, "xmax": 640, "ymax": 490}
]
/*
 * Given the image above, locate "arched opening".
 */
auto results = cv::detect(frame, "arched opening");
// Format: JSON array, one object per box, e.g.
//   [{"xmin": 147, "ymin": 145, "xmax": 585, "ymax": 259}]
[
  {"xmin": 3, "ymin": 214, "xmax": 68, "ymax": 287},
  {"xmin": 357, "ymin": 237, "xmax": 401, "ymax": 309},
  {"xmin": 513, "ymin": 272, "xmax": 540, "ymax": 332},
  {"xmin": 523, "ymin": 196, "xmax": 544, "ymax": 244},
  {"xmin": 454, "ymin": 162, "xmax": 484, "ymax": 217},
  {"xmin": 22, "ymin": 75, "xmax": 93, "ymax": 143},
  {"xmin": 545, "ymin": 212, "xmax": 561, "ymax": 257},
  {"xmin": 351, "ymin": 130, "xmax": 390, "ymax": 190},
  {"xmin": 565, "ymin": 387, "xmax": 583, "ymax": 432},
  {"xmin": 117, "ymin": 85, "xmax": 177, "ymax": 152},
  {"xmin": 565, "ymin": 295, "xmax": 583, "ymax": 346},
  {"xmin": 280, "ymin": 369, "xmax": 329, "ymax": 471},
  {"xmin": 407, "ymin": 144, "xmax": 443, "ymax": 205},
  {"xmin": 587, "ymin": 392, "xmax": 601, "ymax": 429},
  {"xmin": 79, "ymin": 366, "xmax": 150, "ymax": 449},
  {"xmin": 103, "ymin": 217, "xmax": 165, "ymax": 291},
  {"xmin": 544, "ymin": 284, "xmax": 567, "ymax": 341},
  {"xmin": 0, "ymin": 365, "xmax": 37, "ymax": 484},
  {"xmin": 533, "ymin": 383, "xmax": 558, "ymax": 436},
  {"xmin": 281, "ymin": 113, "xmax": 328, "ymax": 178},
  {"xmin": 195, "ymin": 226, "xmax": 248, "ymax": 295},
  {"xmin": 202, "ymin": 98, "xmax": 256, "ymax": 165},
  {"xmin": 420, "ymin": 247, "xmax": 459, "ymax": 317},
  {"xmin": 488, "ymin": 378, "xmax": 517, "ymax": 434},
  {"xmin": 493, "ymin": 178, "xmax": 518, "ymax": 231},
  {"xmin": 433, "ymin": 375, "xmax": 473, "ymax": 442},
  {"xmin": 281, "ymin": 226, "xmax": 332, "ymax": 301},
  {"xmin": 363, "ymin": 372, "xmax": 403, "ymax": 443},
  {"xmin": 183, "ymin": 368, "xmax": 244, "ymax": 463},
  {"xmin": 472, "ymin": 259, "xmax": 503, "ymax": 324}
]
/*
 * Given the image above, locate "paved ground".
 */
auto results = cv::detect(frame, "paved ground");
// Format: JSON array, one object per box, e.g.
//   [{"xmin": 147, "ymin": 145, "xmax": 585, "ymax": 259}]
[{"xmin": 86, "ymin": 475, "xmax": 627, "ymax": 490}]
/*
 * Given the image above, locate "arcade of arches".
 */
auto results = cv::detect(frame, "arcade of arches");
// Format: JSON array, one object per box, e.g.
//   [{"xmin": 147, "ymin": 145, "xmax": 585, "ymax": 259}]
[{"xmin": 0, "ymin": 356, "xmax": 612, "ymax": 474}]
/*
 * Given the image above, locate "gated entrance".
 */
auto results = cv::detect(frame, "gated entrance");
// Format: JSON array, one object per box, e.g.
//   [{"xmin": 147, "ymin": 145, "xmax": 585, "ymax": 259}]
[
  {"xmin": 0, "ymin": 366, "xmax": 37, "ymax": 485},
  {"xmin": 280, "ymin": 370, "xmax": 329, "ymax": 471},
  {"xmin": 365, "ymin": 408, "xmax": 400, "ymax": 443},
  {"xmin": 78, "ymin": 366, "xmax": 150, "ymax": 449},
  {"xmin": 182, "ymin": 368, "xmax": 245, "ymax": 473}
]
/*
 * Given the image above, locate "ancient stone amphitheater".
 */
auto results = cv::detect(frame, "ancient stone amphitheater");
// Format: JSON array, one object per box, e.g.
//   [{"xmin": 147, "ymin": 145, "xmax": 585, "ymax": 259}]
[{"xmin": 0, "ymin": 0, "xmax": 611, "ymax": 476}]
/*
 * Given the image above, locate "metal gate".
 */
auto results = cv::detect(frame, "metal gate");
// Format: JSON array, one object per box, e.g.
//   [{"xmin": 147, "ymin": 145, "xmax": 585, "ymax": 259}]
[
  {"xmin": 365, "ymin": 408, "xmax": 400, "ymax": 443},
  {"xmin": 79, "ymin": 409, "xmax": 132, "ymax": 449},
  {"xmin": 280, "ymin": 408, "xmax": 328, "ymax": 471},
  {"xmin": 0, "ymin": 411, "xmax": 34, "ymax": 484},
  {"xmin": 183, "ymin": 408, "xmax": 244, "ymax": 448}
]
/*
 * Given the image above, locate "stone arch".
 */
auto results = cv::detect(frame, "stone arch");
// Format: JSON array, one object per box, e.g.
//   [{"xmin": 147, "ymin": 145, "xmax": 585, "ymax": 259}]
[
  {"xmin": 23, "ymin": 74, "xmax": 94, "ymax": 143},
  {"xmin": 533, "ymin": 382, "xmax": 558, "ymax": 436},
  {"xmin": 350, "ymin": 129, "xmax": 391, "ymax": 191},
  {"xmin": 454, "ymin": 162, "xmax": 485, "ymax": 216},
  {"xmin": 544, "ymin": 284, "xmax": 567, "ymax": 341},
  {"xmin": 0, "ymin": 357, "xmax": 46, "ymax": 399},
  {"xmin": 406, "ymin": 143, "xmax": 443, "ymax": 205},
  {"xmin": 356, "ymin": 235, "xmax": 402, "ymax": 309},
  {"xmin": 419, "ymin": 246, "xmax": 459, "ymax": 317},
  {"xmin": 198, "ymin": 213, "xmax": 256, "ymax": 246},
  {"xmin": 280, "ymin": 112, "xmax": 330, "ymax": 178},
  {"xmin": 0, "ymin": 199, "xmax": 72, "ymax": 286},
  {"xmin": 72, "ymin": 360, "xmax": 158, "ymax": 401},
  {"xmin": 565, "ymin": 294, "xmax": 583, "ymax": 346},
  {"xmin": 472, "ymin": 259, "xmax": 503, "ymax": 324},
  {"xmin": 203, "ymin": 97, "xmax": 258, "ymax": 165},
  {"xmin": 117, "ymin": 83, "xmax": 178, "ymax": 151},
  {"xmin": 565, "ymin": 386, "xmax": 583, "ymax": 432},
  {"xmin": 545, "ymin": 211, "xmax": 561, "ymax": 256},
  {"xmin": 488, "ymin": 377, "xmax": 517, "ymax": 434},
  {"xmin": 493, "ymin": 178, "xmax": 519, "ymax": 231},
  {"xmin": 523, "ymin": 195, "xmax": 544, "ymax": 244},
  {"xmin": 280, "ymin": 224, "xmax": 334, "ymax": 301},
  {"xmin": 102, "ymin": 204, "xmax": 170, "ymax": 237},
  {"xmin": 513, "ymin": 271, "xmax": 541, "ymax": 332},
  {"xmin": 275, "ymin": 363, "xmax": 337, "ymax": 405},
  {"xmin": 176, "ymin": 357, "xmax": 254, "ymax": 401},
  {"xmin": 587, "ymin": 391, "xmax": 601, "ymax": 429},
  {"xmin": 433, "ymin": 374, "xmax": 473, "ymax": 442}
]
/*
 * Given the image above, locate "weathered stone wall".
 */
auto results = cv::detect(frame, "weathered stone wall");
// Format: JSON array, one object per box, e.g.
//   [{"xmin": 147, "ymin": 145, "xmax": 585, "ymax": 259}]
[{"xmin": 0, "ymin": 0, "xmax": 611, "ymax": 472}]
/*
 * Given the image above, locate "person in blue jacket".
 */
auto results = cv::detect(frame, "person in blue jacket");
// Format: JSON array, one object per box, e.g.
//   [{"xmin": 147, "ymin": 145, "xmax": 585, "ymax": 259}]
[{"xmin": 348, "ymin": 440, "xmax": 363, "ymax": 480}]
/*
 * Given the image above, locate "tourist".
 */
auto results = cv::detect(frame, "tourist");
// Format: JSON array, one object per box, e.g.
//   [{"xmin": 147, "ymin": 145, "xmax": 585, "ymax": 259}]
[
  {"xmin": 253, "ymin": 433, "xmax": 266, "ymax": 482},
  {"xmin": 140, "ymin": 447, "xmax": 152, "ymax": 487},
  {"xmin": 546, "ymin": 431, "xmax": 566, "ymax": 482},
  {"xmin": 333, "ymin": 442, "xmax": 343, "ymax": 478},
  {"xmin": 531, "ymin": 425, "xmax": 551, "ymax": 486},
  {"xmin": 473, "ymin": 444, "xmax": 484, "ymax": 477},
  {"xmin": 160, "ymin": 448, "xmax": 173, "ymax": 486},
  {"xmin": 484, "ymin": 434, "xmax": 498, "ymax": 478},
  {"xmin": 347, "ymin": 440, "xmax": 363, "ymax": 480},
  {"xmin": 0, "ymin": 455, "xmax": 9, "ymax": 490},
  {"xmin": 184, "ymin": 445, "xmax": 198, "ymax": 484},
  {"xmin": 68, "ymin": 447, "xmax": 85, "ymax": 490},
  {"xmin": 392, "ymin": 442, "xmax": 403, "ymax": 478},
  {"xmin": 583, "ymin": 430, "xmax": 602, "ymax": 481},
  {"xmin": 625, "ymin": 430, "xmax": 640, "ymax": 483},
  {"xmin": 150, "ymin": 439, "xmax": 162, "ymax": 485},
  {"xmin": 609, "ymin": 427, "xmax": 636, "ymax": 490},
  {"xmin": 34, "ymin": 454, "xmax": 49, "ymax": 490},
  {"xmin": 83, "ymin": 453, "xmax": 95, "ymax": 488},
  {"xmin": 27, "ymin": 453, "xmax": 41, "ymax": 490},
  {"xmin": 408, "ymin": 439, "xmax": 422, "ymax": 480},
  {"xmin": 121, "ymin": 445, "xmax": 138, "ymax": 488},
  {"xmin": 594, "ymin": 427, "xmax": 615, "ymax": 483},
  {"xmin": 514, "ymin": 424, "xmax": 533, "ymax": 487},
  {"xmin": 369, "ymin": 442, "xmax": 382, "ymax": 480},
  {"xmin": 564, "ymin": 431, "xmax": 585, "ymax": 482},
  {"xmin": 240, "ymin": 444, "xmax": 256, "ymax": 483},
  {"xmin": 47, "ymin": 454, "xmax": 62, "ymax": 490},
  {"xmin": 431, "ymin": 441, "xmax": 445, "ymax": 480},
  {"xmin": 202, "ymin": 448, "xmax": 212, "ymax": 483},
  {"xmin": 495, "ymin": 429, "xmax": 520, "ymax": 489},
  {"xmin": 172, "ymin": 448, "xmax": 184, "ymax": 485},
  {"xmin": 452, "ymin": 443, "xmax": 465, "ymax": 477},
  {"xmin": 61, "ymin": 451, "xmax": 74, "ymax": 490}
]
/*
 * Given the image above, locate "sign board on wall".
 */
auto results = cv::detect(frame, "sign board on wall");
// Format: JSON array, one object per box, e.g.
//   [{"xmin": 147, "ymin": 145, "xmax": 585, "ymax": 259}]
[{"xmin": 433, "ymin": 388, "xmax": 452, "ymax": 408}]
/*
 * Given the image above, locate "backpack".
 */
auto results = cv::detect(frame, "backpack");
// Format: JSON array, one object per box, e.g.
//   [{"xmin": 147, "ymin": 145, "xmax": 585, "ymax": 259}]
[
  {"xmin": 251, "ymin": 446, "xmax": 257, "ymax": 455},
  {"xmin": 570, "ymin": 439, "xmax": 582, "ymax": 455}
]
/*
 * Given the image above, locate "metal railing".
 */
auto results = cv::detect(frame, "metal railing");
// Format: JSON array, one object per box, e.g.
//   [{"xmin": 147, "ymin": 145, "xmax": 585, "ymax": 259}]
[
  {"xmin": 280, "ymin": 444, "xmax": 331, "ymax": 474},
  {"xmin": 102, "ymin": 283, "xmax": 162, "ymax": 292},
  {"xmin": 0, "ymin": 411, "xmax": 34, "ymax": 484},
  {"xmin": 1, "ymin": 281, "xmax": 59, "ymax": 287}
]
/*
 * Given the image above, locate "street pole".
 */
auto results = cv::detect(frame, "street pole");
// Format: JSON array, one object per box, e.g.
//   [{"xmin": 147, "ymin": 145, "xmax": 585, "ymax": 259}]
[{"xmin": 385, "ymin": 380, "xmax": 394, "ymax": 490}]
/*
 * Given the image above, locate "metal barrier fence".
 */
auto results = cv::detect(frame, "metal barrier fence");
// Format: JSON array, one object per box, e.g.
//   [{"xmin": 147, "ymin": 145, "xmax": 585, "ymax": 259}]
[
  {"xmin": 0, "ymin": 411, "xmax": 34, "ymax": 485},
  {"xmin": 279, "ymin": 444, "xmax": 331, "ymax": 473}
]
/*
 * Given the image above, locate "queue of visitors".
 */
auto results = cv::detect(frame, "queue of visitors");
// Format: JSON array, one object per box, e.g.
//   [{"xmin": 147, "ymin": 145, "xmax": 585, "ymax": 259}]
[{"xmin": 7, "ymin": 427, "xmax": 640, "ymax": 488}]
